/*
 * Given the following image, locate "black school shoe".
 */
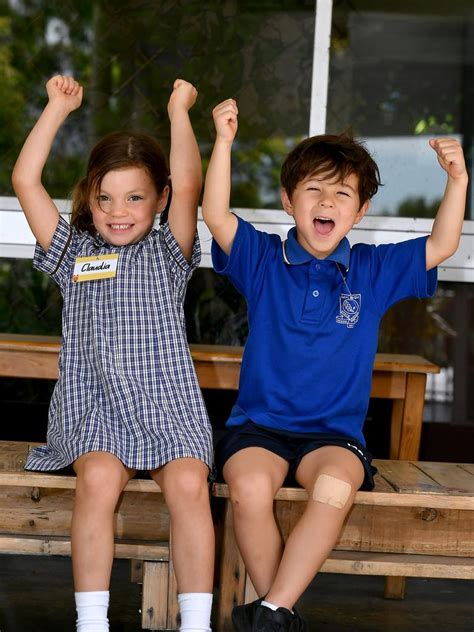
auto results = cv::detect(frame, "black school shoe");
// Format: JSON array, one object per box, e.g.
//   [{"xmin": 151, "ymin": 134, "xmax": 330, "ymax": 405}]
[
  {"xmin": 253, "ymin": 604, "xmax": 308, "ymax": 632},
  {"xmin": 232, "ymin": 598, "xmax": 263, "ymax": 631}
]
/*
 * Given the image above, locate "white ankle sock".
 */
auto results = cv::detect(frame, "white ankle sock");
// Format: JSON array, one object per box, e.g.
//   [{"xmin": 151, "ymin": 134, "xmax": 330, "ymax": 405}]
[
  {"xmin": 75, "ymin": 590, "xmax": 109, "ymax": 631},
  {"xmin": 178, "ymin": 592, "xmax": 213, "ymax": 631}
]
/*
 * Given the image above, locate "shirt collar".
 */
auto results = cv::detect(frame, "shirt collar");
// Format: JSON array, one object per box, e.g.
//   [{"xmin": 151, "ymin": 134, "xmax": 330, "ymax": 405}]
[{"xmin": 282, "ymin": 226, "xmax": 350, "ymax": 271}]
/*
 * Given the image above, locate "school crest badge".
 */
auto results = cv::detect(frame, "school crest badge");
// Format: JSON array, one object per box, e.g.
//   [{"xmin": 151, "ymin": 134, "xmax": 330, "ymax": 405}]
[{"xmin": 336, "ymin": 293, "xmax": 361, "ymax": 328}]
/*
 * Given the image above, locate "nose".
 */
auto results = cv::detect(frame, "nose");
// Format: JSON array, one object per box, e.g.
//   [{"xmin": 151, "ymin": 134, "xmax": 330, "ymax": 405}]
[
  {"xmin": 319, "ymin": 197, "xmax": 334, "ymax": 208},
  {"xmin": 108, "ymin": 203, "xmax": 128, "ymax": 217}
]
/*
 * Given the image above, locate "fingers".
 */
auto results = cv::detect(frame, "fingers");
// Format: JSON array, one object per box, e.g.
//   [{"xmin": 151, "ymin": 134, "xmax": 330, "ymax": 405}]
[
  {"xmin": 212, "ymin": 98, "xmax": 238, "ymax": 121},
  {"xmin": 47, "ymin": 74, "xmax": 81, "ymax": 96},
  {"xmin": 169, "ymin": 78, "xmax": 198, "ymax": 110},
  {"xmin": 430, "ymin": 137, "xmax": 467, "ymax": 178}
]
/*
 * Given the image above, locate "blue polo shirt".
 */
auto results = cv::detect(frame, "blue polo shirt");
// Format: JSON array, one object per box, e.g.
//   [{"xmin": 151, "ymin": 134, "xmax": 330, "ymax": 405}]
[{"xmin": 211, "ymin": 216, "xmax": 437, "ymax": 445}]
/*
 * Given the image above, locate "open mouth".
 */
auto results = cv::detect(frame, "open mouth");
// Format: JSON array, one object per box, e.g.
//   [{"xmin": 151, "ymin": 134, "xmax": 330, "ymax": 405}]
[
  {"xmin": 108, "ymin": 223, "xmax": 132, "ymax": 231},
  {"xmin": 313, "ymin": 216, "xmax": 335, "ymax": 236}
]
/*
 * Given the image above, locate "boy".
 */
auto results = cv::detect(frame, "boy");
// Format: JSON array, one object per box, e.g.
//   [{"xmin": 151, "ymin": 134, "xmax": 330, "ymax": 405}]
[{"xmin": 202, "ymin": 99, "xmax": 467, "ymax": 632}]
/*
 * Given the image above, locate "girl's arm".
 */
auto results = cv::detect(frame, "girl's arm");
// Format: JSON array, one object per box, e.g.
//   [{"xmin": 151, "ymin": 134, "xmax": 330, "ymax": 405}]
[
  {"xmin": 201, "ymin": 99, "xmax": 239, "ymax": 256},
  {"xmin": 425, "ymin": 138, "xmax": 468, "ymax": 270},
  {"xmin": 166, "ymin": 79, "xmax": 202, "ymax": 262},
  {"xmin": 11, "ymin": 75, "xmax": 83, "ymax": 252}
]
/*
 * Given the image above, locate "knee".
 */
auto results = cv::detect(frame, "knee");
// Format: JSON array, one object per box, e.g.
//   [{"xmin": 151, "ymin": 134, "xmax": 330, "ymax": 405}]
[
  {"xmin": 228, "ymin": 473, "xmax": 275, "ymax": 517},
  {"xmin": 162, "ymin": 465, "xmax": 209, "ymax": 509},
  {"xmin": 311, "ymin": 472, "xmax": 355, "ymax": 510},
  {"xmin": 76, "ymin": 459, "xmax": 124, "ymax": 502}
]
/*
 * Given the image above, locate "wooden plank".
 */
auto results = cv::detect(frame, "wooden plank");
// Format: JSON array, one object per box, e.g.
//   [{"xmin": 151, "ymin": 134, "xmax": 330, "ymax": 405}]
[
  {"xmin": 416, "ymin": 462, "xmax": 474, "ymax": 494},
  {"xmin": 460, "ymin": 463, "xmax": 474, "ymax": 476},
  {"xmin": 141, "ymin": 561, "xmax": 169, "ymax": 630},
  {"xmin": 320, "ymin": 551, "xmax": 474, "ymax": 579},
  {"xmin": 370, "ymin": 372, "xmax": 406, "ymax": 399},
  {"xmin": 166, "ymin": 534, "xmax": 180, "ymax": 630},
  {"xmin": 375, "ymin": 461, "xmax": 444, "ymax": 494},
  {"xmin": 216, "ymin": 502, "xmax": 246, "ymax": 632},
  {"xmin": 0, "ymin": 535, "xmax": 169, "ymax": 560},
  {"xmin": 0, "ymin": 486, "xmax": 171, "ymax": 540},
  {"xmin": 397, "ymin": 372, "xmax": 427, "ymax": 460},
  {"xmin": 0, "ymin": 470, "xmax": 163, "ymax": 493},
  {"xmin": 0, "ymin": 442, "xmax": 31, "ymax": 470}
]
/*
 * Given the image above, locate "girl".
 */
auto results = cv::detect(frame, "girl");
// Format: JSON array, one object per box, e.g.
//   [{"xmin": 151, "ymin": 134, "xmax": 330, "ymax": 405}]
[{"xmin": 12, "ymin": 75, "xmax": 214, "ymax": 632}]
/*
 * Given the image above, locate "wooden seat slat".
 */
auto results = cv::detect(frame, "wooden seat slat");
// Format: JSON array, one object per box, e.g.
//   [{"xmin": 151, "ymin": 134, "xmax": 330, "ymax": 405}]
[
  {"xmin": 322, "ymin": 551, "xmax": 474, "ymax": 580},
  {"xmin": 376, "ymin": 460, "xmax": 445, "ymax": 494},
  {"xmin": 415, "ymin": 462, "xmax": 474, "ymax": 494}
]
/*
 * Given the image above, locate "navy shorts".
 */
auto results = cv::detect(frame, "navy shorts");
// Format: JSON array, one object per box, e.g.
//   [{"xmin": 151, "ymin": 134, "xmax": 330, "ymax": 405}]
[{"xmin": 215, "ymin": 421, "xmax": 377, "ymax": 491}]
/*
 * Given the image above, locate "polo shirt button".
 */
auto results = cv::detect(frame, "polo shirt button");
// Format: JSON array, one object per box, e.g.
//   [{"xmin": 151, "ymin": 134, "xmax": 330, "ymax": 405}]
[
  {"xmin": 312, "ymin": 289, "xmax": 320, "ymax": 297},
  {"xmin": 315, "ymin": 264, "xmax": 321, "ymax": 270}
]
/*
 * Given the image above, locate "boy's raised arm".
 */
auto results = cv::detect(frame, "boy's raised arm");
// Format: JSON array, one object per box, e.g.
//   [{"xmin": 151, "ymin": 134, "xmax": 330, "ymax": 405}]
[
  {"xmin": 201, "ymin": 99, "xmax": 239, "ymax": 256},
  {"xmin": 426, "ymin": 138, "xmax": 468, "ymax": 270},
  {"xmin": 167, "ymin": 79, "xmax": 202, "ymax": 262},
  {"xmin": 12, "ymin": 75, "xmax": 83, "ymax": 252}
]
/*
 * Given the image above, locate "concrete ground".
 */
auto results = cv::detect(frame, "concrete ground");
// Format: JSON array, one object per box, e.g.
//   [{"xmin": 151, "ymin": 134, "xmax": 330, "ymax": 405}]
[{"xmin": 0, "ymin": 555, "xmax": 472, "ymax": 631}]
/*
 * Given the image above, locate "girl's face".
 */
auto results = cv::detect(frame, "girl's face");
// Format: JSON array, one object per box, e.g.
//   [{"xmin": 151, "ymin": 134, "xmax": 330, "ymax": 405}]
[{"xmin": 90, "ymin": 166, "xmax": 169, "ymax": 246}]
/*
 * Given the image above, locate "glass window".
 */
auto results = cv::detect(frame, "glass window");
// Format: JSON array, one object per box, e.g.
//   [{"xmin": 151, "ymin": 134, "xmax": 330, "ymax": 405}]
[{"xmin": 327, "ymin": 1, "xmax": 473, "ymax": 218}]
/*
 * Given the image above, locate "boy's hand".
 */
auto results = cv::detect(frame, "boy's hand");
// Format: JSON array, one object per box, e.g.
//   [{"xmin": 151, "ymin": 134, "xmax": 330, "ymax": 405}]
[
  {"xmin": 167, "ymin": 79, "xmax": 198, "ymax": 118},
  {"xmin": 46, "ymin": 75, "xmax": 83, "ymax": 114},
  {"xmin": 212, "ymin": 99, "xmax": 238, "ymax": 143},
  {"xmin": 429, "ymin": 138, "xmax": 467, "ymax": 181}
]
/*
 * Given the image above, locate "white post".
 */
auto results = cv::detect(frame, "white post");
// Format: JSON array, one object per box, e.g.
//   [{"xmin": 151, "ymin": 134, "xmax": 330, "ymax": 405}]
[{"xmin": 310, "ymin": 0, "xmax": 333, "ymax": 136}]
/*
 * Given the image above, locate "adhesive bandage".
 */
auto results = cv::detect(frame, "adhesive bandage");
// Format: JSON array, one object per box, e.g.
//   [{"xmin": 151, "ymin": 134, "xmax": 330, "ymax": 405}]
[{"xmin": 312, "ymin": 473, "xmax": 352, "ymax": 508}]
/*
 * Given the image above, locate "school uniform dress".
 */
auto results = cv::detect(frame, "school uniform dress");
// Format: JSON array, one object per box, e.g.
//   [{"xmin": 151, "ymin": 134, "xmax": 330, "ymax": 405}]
[{"xmin": 26, "ymin": 216, "xmax": 212, "ymax": 471}]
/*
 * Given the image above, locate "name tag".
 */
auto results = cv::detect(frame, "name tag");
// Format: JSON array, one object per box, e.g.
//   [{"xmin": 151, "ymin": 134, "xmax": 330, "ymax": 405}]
[{"xmin": 73, "ymin": 253, "xmax": 119, "ymax": 283}]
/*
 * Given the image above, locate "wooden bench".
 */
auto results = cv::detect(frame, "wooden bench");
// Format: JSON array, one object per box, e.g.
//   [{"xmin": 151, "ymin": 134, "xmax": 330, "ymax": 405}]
[
  {"xmin": 0, "ymin": 334, "xmax": 440, "ymax": 461},
  {"xmin": 213, "ymin": 459, "xmax": 474, "ymax": 631},
  {"xmin": 0, "ymin": 440, "xmax": 178, "ymax": 631}
]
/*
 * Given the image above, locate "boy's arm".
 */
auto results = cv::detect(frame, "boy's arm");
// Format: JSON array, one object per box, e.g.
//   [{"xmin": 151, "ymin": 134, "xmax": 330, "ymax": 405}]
[
  {"xmin": 11, "ymin": 75, "xmax": 83, "ymax": 252},
  {"xmin": 167, "ymin": 79, "xmax": 202, "ymax": 262},
  {"xmin": 201, "ymin": 99, "xmax": 239, "ymax": 256},
  {"xmin": 425, "ymin": 138, "xmax": 468, "ymax": 270}
]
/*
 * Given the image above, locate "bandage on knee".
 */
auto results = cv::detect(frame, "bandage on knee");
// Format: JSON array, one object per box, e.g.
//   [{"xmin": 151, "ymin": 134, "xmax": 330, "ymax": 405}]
[{"xmin": 312, "ymin": 473, "xmax": 352, "ymax": 509}]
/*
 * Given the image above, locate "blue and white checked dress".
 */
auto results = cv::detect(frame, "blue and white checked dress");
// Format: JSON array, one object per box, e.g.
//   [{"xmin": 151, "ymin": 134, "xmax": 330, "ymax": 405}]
[{"xmin": 25, "ymin": 216, "xmax": 213, "ymax": 471}]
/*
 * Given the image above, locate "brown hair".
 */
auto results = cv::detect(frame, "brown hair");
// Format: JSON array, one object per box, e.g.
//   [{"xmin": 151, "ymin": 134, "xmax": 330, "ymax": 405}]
[
  {"xmin": 280, "ymin": 132, "xmax": 381, "ymax": 205},
  {"xmin": 71, "ymin": 131, "xmax": 169, "ymax": 235}
]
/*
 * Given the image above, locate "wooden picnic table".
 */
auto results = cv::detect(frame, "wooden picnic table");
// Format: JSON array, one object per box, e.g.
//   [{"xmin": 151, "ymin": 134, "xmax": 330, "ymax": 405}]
[{"xmin": 0, "ymin": 333, "xmax": 439, "ymax": 461}]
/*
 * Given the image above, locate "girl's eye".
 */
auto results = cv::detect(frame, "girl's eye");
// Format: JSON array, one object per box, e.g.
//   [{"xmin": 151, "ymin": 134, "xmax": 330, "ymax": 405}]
[
  {"xmin": 98, "ymin": 195, "xmax": 109, "ymax": 202},
  {"xmin": 129, "ymin": 195, "xmax": 143, "ymax": 202}
]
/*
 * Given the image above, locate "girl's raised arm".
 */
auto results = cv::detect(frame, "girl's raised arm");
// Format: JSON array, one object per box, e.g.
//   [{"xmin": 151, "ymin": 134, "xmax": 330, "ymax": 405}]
[
  {"xmin": 166, "ymin": 79, "xmax": 202, "ymax": 262},
  {"xmin": 12, "ymin": 75, "xmax": 83, "ymax": 252}
]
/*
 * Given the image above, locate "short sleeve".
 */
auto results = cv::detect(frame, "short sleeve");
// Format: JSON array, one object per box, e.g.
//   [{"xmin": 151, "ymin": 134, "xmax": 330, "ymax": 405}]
[
  {"xmin": 33, "ymin": 216, "xmax": 78, "ymax": 289},
  {"xmin": 160, "ymin": 222, "xmax": 200, "ymax": 298},
  {"xmin": 211, "ymin": 215, "xmax": 275, "ymax": 300},
  {"xmin": 368, "ymin": 236, "xmax": 437, "ymax": 314}
]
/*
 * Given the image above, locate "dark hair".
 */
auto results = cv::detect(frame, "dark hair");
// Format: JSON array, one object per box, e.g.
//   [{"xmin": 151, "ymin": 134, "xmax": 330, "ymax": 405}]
[
  {"xmin": 71, "ymin": 131, "xmax": 170, "ymax": 235},
  {"xmin": 280, "ymin": 132, "xmax": 381, "ymax": 205}
]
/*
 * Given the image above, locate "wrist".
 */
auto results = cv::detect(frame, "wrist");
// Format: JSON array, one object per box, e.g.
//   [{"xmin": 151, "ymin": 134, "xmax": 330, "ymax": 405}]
[
  {"xmin": 44, "ymin": 101, "xmax": 72, "ymax": 121},
  {"xmin": 447, "ymin": 171, "xmax": 469, "ymax": 186}
]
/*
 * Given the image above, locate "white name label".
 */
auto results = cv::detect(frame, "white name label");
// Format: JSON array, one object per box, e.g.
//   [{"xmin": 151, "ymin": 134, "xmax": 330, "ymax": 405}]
[{"xmin": 73, "ymin": 253, "xmax": 119, "ymax": 282}]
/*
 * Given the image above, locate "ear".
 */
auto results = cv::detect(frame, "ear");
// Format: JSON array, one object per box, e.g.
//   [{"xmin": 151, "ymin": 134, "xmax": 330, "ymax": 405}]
[
  {"xmin": 354, "ymin": 199, "xmax": 370, "ymax": 225},
  {"xmin": 281, "ymin": 189, "xmax": 294, "ymax": 217},
  {"xmin": 157, "ymin": 184, "xmax": 170, "ymax": 214}
]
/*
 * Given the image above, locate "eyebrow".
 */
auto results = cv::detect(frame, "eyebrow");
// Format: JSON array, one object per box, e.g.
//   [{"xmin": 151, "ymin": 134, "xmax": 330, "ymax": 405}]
[{"xmin": 304, "ymin": 177, "xmax": 357, "ymax": 193}]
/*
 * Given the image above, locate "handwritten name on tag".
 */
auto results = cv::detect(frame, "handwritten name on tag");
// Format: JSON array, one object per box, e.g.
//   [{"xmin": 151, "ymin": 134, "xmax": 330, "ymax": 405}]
[{"xmin": 73, "ymin": 254, "xmax": 119, "ymax": 283}]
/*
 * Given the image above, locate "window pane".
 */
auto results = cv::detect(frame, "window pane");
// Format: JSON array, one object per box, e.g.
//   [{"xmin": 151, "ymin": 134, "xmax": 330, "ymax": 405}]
[{"xmin": 327, "ymin": 1, "xmax": 473, "ymax": 218}]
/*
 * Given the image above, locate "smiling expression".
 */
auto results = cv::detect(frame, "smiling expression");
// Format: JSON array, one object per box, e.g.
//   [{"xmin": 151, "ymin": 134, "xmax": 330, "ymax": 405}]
[
  {"xmin": 90, "ymin": 167, "xmax": 169, "ymax": 246},
  {"xmin": 281, "ymin": 171, "xmax": 369, "ymax": 259}
]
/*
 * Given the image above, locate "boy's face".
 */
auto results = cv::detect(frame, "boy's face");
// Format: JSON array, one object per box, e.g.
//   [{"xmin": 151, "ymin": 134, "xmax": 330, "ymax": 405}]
[{"xmin": 281, "ymin": 171, "xmax": 369, "ymax": 260}]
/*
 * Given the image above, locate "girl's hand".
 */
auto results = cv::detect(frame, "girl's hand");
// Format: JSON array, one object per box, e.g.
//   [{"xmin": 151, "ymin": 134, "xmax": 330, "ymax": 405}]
[
  {"xmin": 429, "ymin": 138, "xmax": 468, "ymax": 181},
  {"xmin": 212, "ymin": 99, "xmax": 238, "ymax": 143},
  {"xmin": 46, "ymin": 75, "xmax": 83, "ymax": 114},
  {"xmin": 167, "ymin": 79, "xmax": 198, "ymax": 118}
]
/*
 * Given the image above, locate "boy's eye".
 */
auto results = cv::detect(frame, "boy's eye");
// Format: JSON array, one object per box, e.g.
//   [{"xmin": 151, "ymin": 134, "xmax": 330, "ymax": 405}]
[
  {"xmin": 129, "ymin": 195, "xmax": 143, "ymax": 202},
  {"xmin": 307, "ymin": 187, "xmax": 320, "ymax": 192},
  {"xmin": 337, "ymin": 191, "xmax": 350, "ymax": 196}
]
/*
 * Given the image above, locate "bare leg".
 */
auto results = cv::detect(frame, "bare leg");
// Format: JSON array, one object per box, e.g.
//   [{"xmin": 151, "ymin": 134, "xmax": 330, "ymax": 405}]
[
  {"xmin": 265, "ymin": 446, "xmax": 364, "ymax": 609},
  {"xmin": 223, "ymin": 448, "xmax": 289, "ymax": 597},
  {"xmin": 151, "ymin": 458, "xmax": 214, "ymax": 593},
  {"xmin": 71, "ymin": 452, "xmax": 135, "ymax": 591}
]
